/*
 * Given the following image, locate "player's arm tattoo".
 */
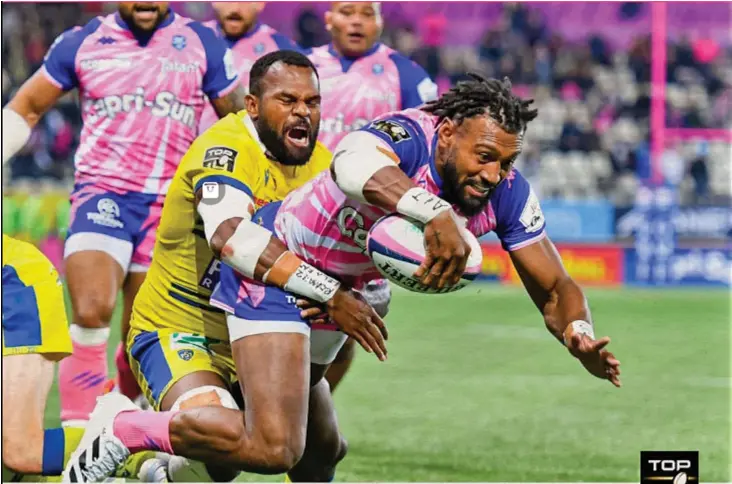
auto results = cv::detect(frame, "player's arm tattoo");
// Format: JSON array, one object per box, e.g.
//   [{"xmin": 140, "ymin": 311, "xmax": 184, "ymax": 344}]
[
  {"xmin": 211, "ymin": 84, "xmax": 247, "ymax": 118},
  {"xmin": 509, "ymin": 237, "xmax": 591, "ymax": 343}
]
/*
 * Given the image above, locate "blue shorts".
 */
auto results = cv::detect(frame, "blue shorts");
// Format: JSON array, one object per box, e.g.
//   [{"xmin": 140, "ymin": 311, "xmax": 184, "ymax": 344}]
[
  {"xmin": 65, "ymin": 185, "xmax": 164, "ymax": 272},
  {"xmin": 209, "ymin": 202, "xmax": 347, "ymax": 365}
]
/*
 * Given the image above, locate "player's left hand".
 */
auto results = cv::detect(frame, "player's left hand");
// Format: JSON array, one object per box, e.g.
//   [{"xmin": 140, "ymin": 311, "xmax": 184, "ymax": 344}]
[{"xmin": 566, "ymin": 333, "xmax": 622, "ymax": 388}]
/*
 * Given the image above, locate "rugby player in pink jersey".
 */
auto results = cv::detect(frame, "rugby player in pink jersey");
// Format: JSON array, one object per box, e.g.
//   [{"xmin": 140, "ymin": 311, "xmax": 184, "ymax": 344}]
[
  {"xmin": 1, "ymin": 2, "xmax": 247, "ymax": 427},
  {"xmin": 308, "ymin": 1, "xmax": 440, "ymax": 390},
  {"xmin": 61, "ymin": 75, "xmax": 620, "ymax": 483},
  {"xmin": 198, "ymin": 2, "xmax": 302, "ymax": 132}
]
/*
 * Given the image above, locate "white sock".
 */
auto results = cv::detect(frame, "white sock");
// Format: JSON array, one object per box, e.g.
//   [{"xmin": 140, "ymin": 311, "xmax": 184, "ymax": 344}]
[{"xmin": 69, "ymin": 324, "xmax": 110, "ymax": 346}]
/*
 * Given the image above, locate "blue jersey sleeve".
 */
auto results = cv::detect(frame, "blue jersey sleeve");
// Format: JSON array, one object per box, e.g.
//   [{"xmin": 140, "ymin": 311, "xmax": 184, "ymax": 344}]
[
  {"xmin": 187, "ymin": 21, "xmax": 240, "ymax": 99},
  {"xmin": 42, "ymin": 18, "xmax": 102, "ymax": 91},
  {"xmin": 359, "ymin": 114, "xmax": 430, "ymax": 177},
  {"xmin": 389, "ymin": 53, "xmax": 438, "ymax": 109},
  {"xmin": 492, "ymin": 169, "xmax": 547, "ymax": 251},
  {"xmin": 271, "ymin": 32, "xmax": 303, "ymax": 52}
]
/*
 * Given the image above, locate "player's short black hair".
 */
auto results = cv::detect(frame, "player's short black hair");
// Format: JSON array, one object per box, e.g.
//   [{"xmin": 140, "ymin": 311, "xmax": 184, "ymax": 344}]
[
  {"xmin": 249, "ymin": 50, "xmax": 319, "ymax": 97},
  {"xmin": 422, "ymin": 73, "xmax": 538, "ymax": 134}
]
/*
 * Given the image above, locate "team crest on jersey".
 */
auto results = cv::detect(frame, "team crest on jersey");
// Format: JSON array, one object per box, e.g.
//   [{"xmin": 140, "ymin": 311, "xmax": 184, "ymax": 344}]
[
  {"xmin": 172, "ymin": 35, "xmax": 187, "ymax": 51},
  {"xmin": 371, "ymin": 120, "xmax": 411, "ymax": 144},
  {"xmin": 177, "ymin": 349, "xmax": 194, "ymax": 361},
  {"xmin": 202, "ymin": 146, "xmax": 237, "ymax": 172},
  {"xmin": 372, "ymin": 63, "xmax": 384, "ymax": 75},
  {"xmin": 254, "ymin": 43, "xmax": 265, "ymax": 54}
]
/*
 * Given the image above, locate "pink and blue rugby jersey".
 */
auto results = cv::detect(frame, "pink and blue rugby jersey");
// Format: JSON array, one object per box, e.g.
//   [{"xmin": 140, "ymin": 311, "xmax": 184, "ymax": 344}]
[
  {"xmin": 308, "ymin": 43, "xmax": 438, "ymax": 151},
  {"xmin": 210, "ymin": 108, "xmax": 547, "ymax": 315},
  {"xmin": 42, "ymin": 11, "xmax": 239, "ymax": 195},
  {"xmin": 198, "ymin": 22, "xmax": 300, "ymax": 132}
]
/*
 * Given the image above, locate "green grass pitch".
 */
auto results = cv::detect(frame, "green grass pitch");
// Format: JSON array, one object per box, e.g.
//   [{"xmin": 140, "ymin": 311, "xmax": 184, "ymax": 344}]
[{"xmin": 43, "ymin": 284, "xmax": 730, "ymax": 482}]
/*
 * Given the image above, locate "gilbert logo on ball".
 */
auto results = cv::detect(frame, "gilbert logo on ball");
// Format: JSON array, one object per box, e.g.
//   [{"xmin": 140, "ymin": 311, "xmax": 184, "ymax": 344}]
[{"xmin": 640, "ymin": 451, "xmax": 698, "ymax": 484}]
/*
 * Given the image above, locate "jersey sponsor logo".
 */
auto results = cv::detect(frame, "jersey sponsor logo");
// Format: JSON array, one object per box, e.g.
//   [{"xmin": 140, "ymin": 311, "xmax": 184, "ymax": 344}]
[
  {"xmin": 202, "ymin": 146, "xmax": 237, "ymax": 172},
  {"xmin": 172, "ymin": 34, "xmax": 187, "ymax": 51},
  {"xmin": 80, "ymin": 58, "xmax": 133, "ymax": 71},
  {"xmin": 170, "ymin": 332, "xmax": 209, "ymax": 353},
  {"xmin": 83, "ymin": 89, "xmax": 197, "ymax": 128},
  {"xmin": 336, "ymin": 206, "xmax": 368, "ymax": 253},
  {"xmin": 370, "ymin": 119, "xmax": 411, "ymax": 144},
  {"xmin": 177, "ymin": 349, "xmax": 194, "ymax": 361},
  {"xmin": 254, "ymin": 43, "xmax": 265, "ymax": 54},
  {"xmin": 320, "ymin": 114, "xmax": 370, "ymax": 134},
  {"xmin": 519, "ymin": 189, "xmax": 545, "ymax": 233},
  {"xmin": 417, "ymin": 77, "xmax": 439, "ymax": 103},
  {"xmin": 372, "ymin": 63, "xmax": 384, "ymax": 75},
  {"xmin": 87, "ymin": 198, "xmax": 124, "ymax": 228},
  {"xmin": 97, "ymin": 36, "xmax": 116, "ymax": 45},
  {"xmin": 160, "ymin": 59, "xmax": 200, "ymax": 74},
  {"xmin": 223, "ymin": 49, "xmax": 237, "ymax": 80}
]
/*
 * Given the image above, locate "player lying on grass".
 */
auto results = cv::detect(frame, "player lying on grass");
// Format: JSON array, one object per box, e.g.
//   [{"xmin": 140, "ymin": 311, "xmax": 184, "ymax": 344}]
[
  {"xmin": 1, "ymin": 235, "xmax": 157, "ymax": 482},
  {"xmin": 208, "ymin": 73, "xmax": 622, "ymax": 391},
  {"xmin": 62, "ymin": 50, "xmax": 387, "ymax": 483}
]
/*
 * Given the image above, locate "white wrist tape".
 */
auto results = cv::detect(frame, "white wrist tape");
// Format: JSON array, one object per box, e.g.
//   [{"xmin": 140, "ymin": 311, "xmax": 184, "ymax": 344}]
[
  {"xmin": 563, "ymin": 320, "xmax": 595, "ymax": 345},
  {"xmin": 220, "ymin": 220, "xmax": 273, "ymax": 279},
  {"xmin": 196, "ymin": 183, "xmax": 255, "ymax": 243},
  {"xmin": 396, "ymin": 187, "xmax": 452, "ymax": 224},
  {"xmin": 282, "ymin": 260, "xmax": 341, "ymax": 304},
  {"xmin": 2, "ymin": 107, "xmax": 31, "ymax": 165},
  {"xmin": 332, "ymin": 131, "xmax": 399, "ymax": 203}
]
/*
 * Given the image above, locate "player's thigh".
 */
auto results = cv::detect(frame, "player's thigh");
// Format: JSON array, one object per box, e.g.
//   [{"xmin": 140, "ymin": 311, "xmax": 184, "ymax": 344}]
[
  {"xmin": 127, "ymin": 327, "xmax": 235, "ymax": 411},
  {"xmin": 1, "ymin": 354, "xmax": 55, "ymax": 461},
  {"xmin": 64, "ymin": 190, "xmax": 139, "ymax": 323},
  {"xmin": 229, "ymin": 318, "xmax": 311, "ymax": 449}
]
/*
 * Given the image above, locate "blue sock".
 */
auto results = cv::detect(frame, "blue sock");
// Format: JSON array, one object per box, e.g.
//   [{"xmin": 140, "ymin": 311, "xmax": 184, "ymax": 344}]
[{"xmin": 41, "ymin": 428, "xmax": 65, "ymax": 476}]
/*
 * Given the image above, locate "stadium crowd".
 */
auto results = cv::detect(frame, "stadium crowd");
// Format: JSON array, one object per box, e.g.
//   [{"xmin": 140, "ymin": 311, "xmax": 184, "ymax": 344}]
[{"xmin": 3, "ymin": 2, "xmax": 730, "ymax": 206}]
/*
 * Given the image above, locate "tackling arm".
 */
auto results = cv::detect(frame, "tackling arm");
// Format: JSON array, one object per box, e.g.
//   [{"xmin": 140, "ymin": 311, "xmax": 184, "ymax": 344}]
[{"xmin": 2, "ymin": 72, "xmax": 64, "ymax": 165}]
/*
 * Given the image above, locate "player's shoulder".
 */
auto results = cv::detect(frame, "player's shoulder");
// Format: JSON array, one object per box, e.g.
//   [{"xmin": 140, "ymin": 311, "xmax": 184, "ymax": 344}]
[
  {"xmin": 194, "ymin": 112, "xmax": 251, "ymax": 151},
  {"xmin": 368, "ymin": 108, "xmax": 436, "ymax": 143},
  {"xmin": 306, "ymin": 44, "xmax": 332, "ymax": 60},
  {"xmin": 47, "ymin": 16, "xmax": 104, "ymax": 50},
  {"xmin": 309, "ymin": 141, "xmax": 334, "ymax": 173},
  {"xmin": 182, "ymin": 18, "xmax": 219, "ymax": 42},
  {"xmin": 493, "ymin": 168, "xmax": 543, "ymax": 226}
]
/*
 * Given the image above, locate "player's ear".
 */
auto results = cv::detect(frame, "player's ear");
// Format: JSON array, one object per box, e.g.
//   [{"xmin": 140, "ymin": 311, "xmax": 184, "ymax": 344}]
[
  {"xmin": 245, "ymin": 94, "xmax": 259, "ymax": 119},
  {"xmin": 324, "ymin": 11, "xmax": 333, "ymax": 31},
  {"xmin": 437, "ymin": 118, "xmax": 456, "ymax": 149}
]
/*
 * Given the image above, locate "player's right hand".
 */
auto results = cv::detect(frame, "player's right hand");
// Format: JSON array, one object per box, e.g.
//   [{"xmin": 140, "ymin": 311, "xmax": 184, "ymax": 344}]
[
  {"xmin": 326, "ymin": 288, "xmax": 388, "ymax": 361},
  {"xmin": 415, "ymin": 210, "xmax": 472, "ymax": 289}
]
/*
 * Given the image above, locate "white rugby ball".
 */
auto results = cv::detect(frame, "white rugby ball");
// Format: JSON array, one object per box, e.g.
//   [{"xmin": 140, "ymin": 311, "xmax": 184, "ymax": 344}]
[{"xmin": 366, "ymin": 214, "xmax": 483, "ymax": 294}]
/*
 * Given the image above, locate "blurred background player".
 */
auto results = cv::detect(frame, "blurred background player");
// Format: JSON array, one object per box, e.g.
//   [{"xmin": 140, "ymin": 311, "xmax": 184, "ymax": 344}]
[
  {"xmin": 1, "ymin": 1, "xmax": 246, "ymax": 427},
  {"xmin": 198, "ymin": 2, "xmax": 301, "ymax": 132},
  {"xmin": 63, "ymin": 51, "xmax": 386, "ymax": 483},
  {"xmin": 309, "ymin": 1, "xmax": 440, "ymax": 391}
]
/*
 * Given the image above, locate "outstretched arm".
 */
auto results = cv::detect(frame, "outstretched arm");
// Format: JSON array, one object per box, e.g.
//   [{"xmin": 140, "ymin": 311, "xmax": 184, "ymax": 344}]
[
  {"xmin": 509, "ymin": 237, "xmax": 621, "ymax": 387},
  {"xmin": 210, "ymin": 84, "xmax": 247, "ymax": 118}
]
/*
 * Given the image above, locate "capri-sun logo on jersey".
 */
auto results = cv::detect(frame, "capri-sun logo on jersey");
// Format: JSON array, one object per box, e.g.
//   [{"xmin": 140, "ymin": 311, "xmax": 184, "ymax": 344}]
[
  {"xmin": 87, "ymin": 198, "xmax": 124, "ymax": 228},
  {"xmin": 83, "ymin": 88, "xmax": 197, "ymax": 128}
]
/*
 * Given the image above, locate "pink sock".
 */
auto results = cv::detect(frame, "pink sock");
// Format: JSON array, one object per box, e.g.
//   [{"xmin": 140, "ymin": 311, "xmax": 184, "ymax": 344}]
[
  {"xmin": 115, "ymin": 343, "xmax": 142, "ymax": 400},
  {"xmin": 113, "ymin": 410, "xmax": 177, "ymax": 454},
  {"xmin": 59, "ymin": 340, "xmax": 108, "ymax": 423}
]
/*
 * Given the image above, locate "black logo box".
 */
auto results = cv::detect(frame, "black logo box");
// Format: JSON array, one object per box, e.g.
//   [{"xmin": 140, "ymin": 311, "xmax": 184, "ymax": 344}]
[{"xmin": 640, "ymin": 451, "xmax": 699, "ymax": 483}]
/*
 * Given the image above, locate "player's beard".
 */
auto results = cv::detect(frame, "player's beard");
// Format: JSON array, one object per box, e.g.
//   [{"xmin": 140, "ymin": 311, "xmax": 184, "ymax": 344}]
[
  {"xmin": 255, "ymin": 118, "xmax": 318, "ymax": 167},
  {"xmin": 442, "ymin": 155, "xmax": 494, "ymax": 217}
]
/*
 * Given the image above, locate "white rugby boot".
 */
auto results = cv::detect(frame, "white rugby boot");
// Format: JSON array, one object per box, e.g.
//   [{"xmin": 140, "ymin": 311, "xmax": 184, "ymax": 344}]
[{"xmin": 62, "ymin": 393, "xmax": 138, "ymax": 482}]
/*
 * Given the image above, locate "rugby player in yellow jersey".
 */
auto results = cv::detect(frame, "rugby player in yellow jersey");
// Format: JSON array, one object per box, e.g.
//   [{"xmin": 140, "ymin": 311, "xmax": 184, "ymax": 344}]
[
  {"xmin": 64, "ymin": 50, "xmax": 388, "ymax": 483},
  {"xmin": 1, "ymin": 235, "xmax": 161, "ymax": 483}
]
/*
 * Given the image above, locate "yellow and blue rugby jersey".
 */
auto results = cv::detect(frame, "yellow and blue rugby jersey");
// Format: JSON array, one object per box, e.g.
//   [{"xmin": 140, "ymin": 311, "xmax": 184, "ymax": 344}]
[
  {"xmin": 2, "ymin": 234, "xmax": 72, "ymax": 357},
  {"xmin": 131, "ymin": 111, "xmax": 332, "ymax": 341}
]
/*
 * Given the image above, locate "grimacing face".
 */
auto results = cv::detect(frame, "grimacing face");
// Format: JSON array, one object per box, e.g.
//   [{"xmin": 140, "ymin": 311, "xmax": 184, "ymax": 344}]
[
  {"xmin": 118, "ymin": 2, "xmax": 170, "ymax": 32},
  {"xmin": 246, "ymin": 63, "xmax": 322, "ymax": 166},
  {"xmin": 213, "ymin": 2, "xmax": 264, "ymax": 38},
  {"xmin": 326, "ymin": 2, "xmax": 383, "ymax": 57},
  {"xmin": 437, "ymin": 115, "xmax": 523, "ymax": 216}
]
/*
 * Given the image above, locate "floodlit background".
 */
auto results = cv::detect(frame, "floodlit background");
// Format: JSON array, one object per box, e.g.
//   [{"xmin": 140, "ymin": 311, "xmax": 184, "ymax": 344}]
[{"xmin": 2, "ymin": 2, "xmax": 730, "ymax": 481}]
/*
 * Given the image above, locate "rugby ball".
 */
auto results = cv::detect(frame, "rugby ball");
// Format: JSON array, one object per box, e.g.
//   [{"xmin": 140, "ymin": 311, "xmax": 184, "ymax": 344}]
[{"xmin": 366, "ymin": 214, "xmax": 483, "ymax": 294}]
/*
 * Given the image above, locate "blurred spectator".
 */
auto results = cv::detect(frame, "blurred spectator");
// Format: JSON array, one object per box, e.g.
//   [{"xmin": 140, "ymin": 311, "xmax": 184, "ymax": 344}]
[{"xmin": 689, "ymin": 143, "xmax": 710, "ymax": 204}]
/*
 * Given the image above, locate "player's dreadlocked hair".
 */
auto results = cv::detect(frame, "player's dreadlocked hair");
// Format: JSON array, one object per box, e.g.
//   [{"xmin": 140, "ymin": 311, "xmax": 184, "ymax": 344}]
[{"xmin": 422, "ymin": 73, "xmax": 538, "ymax": 134}]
